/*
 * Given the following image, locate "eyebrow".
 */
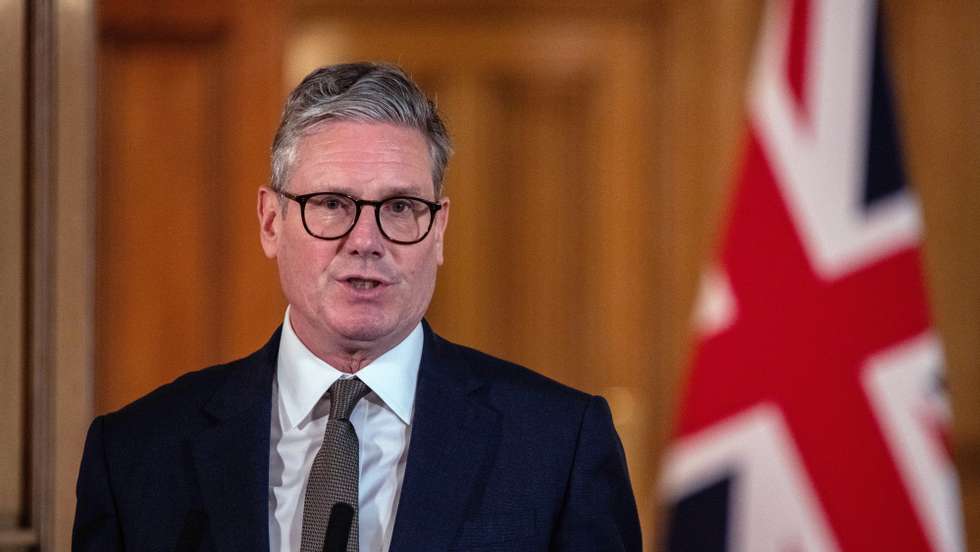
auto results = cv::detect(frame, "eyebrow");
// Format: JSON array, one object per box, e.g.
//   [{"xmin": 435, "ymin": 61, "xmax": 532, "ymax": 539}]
[{"xmin": 321, "ymin": 184, "xmax": 430, "ymax": 198}]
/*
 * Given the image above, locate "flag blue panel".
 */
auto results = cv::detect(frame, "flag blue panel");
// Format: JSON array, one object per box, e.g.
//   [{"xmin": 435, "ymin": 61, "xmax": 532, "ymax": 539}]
[
  {"xmin": 862, "ymin": 8, "xmax": 907, "ymax": 209},
  {"xmin": 665, "ymin": 474, "xmax": 733, "ymax": 552}
]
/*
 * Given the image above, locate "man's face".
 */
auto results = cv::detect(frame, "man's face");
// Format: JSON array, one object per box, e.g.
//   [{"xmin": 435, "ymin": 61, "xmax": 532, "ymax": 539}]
[{"xmin": 258, "ymin": 121, "xmax": 449, "ymax": 362}]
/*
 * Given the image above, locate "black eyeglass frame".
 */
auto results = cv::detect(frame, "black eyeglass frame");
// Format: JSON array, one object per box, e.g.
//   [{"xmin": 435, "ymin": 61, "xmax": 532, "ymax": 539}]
[{"xmin": 279, "ymin": 190, "xmax": 443, "ymax": 245}]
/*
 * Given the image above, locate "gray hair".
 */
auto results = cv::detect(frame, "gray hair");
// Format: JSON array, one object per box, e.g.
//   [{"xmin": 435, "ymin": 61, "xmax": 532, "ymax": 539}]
[{"xmin": 270, "ymin": 62, "xmax": 453, "ymax": 197}]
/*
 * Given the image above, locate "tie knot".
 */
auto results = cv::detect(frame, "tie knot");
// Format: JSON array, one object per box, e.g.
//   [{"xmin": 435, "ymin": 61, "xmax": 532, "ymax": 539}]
[{"xmin": 329, "ymin": 378, "xmax": 369, "ymax": 420}]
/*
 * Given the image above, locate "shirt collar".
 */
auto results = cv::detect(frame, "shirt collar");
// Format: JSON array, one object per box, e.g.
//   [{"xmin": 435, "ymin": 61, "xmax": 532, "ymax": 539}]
[{"xmin": 276, "ymin": 306, "xmax": 422, "ymax": 430}]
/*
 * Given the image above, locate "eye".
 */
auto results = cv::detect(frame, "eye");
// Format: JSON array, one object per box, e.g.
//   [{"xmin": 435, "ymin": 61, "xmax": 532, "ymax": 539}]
[
  {"xmin": 387, "ymin": 199, "xmax": 412, "ymax": 214},
  {"xmin": 309, "ymin": 194, "xmax": 347, "ymax": 210}
]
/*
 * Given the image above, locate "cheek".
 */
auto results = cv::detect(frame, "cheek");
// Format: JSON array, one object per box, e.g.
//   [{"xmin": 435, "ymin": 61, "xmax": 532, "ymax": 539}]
[
  {"xmin": 404, "ymin": 251, "xmax": 440, "ymax": 305},
  {"xmin": 276, "ymin": 247, "xmax": 306, "ymax": 300},
  {"xmin": 277, "ymin": 238, "xmax": 335, "ymax": 296}
]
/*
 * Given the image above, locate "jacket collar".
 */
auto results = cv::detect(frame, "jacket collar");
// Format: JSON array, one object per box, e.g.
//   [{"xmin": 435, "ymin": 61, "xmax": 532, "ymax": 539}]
[
  {"xmin": 190, "ymin": 327, "xmax": 280, "ymax": 552},
  {"xmin": 388, "ymin": 321, "xmax": 501, "ymax": 551}
]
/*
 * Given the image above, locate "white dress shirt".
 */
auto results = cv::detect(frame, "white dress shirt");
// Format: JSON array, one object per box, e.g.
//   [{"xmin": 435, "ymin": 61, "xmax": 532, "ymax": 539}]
[{"xmin": 269, "ymin": 307, "xmax": 421, "ymax": 552}]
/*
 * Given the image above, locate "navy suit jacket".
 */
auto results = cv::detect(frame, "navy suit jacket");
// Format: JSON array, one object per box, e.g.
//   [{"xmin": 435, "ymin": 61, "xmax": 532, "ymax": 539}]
[{"xmin": 73, "ymin": 323, "xmax": 641, "ymax": 551}]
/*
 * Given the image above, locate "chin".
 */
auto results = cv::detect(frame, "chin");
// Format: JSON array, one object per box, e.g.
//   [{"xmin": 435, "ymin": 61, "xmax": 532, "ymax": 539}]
[
  {"xmin": 340, "ymin": 327, "xmax": 389, "ymax": 344},
  {"xmin": 331, "ymin": 315, "xmax": 397, "ymax": 345}
]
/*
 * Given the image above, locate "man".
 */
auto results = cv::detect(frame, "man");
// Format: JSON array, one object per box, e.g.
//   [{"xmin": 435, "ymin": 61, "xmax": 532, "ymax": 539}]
[{"xmin": 74, "ymin": 62, "xmax": 641, "ymax": 551}]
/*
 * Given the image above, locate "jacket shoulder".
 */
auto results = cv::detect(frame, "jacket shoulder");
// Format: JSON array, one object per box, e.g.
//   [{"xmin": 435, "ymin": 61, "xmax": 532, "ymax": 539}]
[
  {"xmin": 98, "ymin": 329, "xmax": 280, "ymax": 443},
  {"xmin": 431, "ymin": 331, "xmax": 595, "ymax": 413},
  {"xmin": 109, "ymin": 360, "xmax": 238, "ymax": 421}
]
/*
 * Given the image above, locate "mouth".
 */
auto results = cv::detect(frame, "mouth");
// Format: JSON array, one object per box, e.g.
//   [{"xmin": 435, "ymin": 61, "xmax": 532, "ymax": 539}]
[{"xmin": 346, "ymin": 277, "xmax": 383, "ymax": 290}]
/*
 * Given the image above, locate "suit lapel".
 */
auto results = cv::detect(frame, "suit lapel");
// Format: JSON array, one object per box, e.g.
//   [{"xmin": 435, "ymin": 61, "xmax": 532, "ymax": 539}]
[
  {"xmin": 191, "ymin": 329, "xmax": 279, "ymax": 552},
  {"xmin": 389, "ymin": 324, "xmax": 500, "ymax": 552}
]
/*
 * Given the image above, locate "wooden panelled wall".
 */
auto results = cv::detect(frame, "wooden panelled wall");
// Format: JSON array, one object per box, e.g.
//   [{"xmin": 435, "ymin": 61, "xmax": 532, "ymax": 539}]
[
  {"xmin": 97, "ymin": 1, "xmax": 980, "ymax": 549},
  {"xmin": 888, "ymin": 3, "xmax": 980, "ymax": 547},
  {"xmin": 97, "ymin": 1, "xmax": 285, "ymax": 412},
  {"xmin": 2, "ymin": 1, "xmax": 97, "ymax": 550},
  {"xmin": 1, "ymin": 0, "xmax": 27, "ymax": 542},
  {"xmin": 2, "ymin": 1, "xmax": 96, "ymax": 549}
]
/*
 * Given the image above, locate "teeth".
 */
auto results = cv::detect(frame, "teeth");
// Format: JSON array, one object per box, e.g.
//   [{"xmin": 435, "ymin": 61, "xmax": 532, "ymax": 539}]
[{"xmin": 348, "ymin": 278, "xmax": 380, "ymax": 290}]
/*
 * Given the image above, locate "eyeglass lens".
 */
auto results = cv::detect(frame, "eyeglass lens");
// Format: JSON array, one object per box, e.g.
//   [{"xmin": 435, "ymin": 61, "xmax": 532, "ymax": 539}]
[{"xmin": 303, "ymin": 194, "xmax": 433, "ymax": 242}]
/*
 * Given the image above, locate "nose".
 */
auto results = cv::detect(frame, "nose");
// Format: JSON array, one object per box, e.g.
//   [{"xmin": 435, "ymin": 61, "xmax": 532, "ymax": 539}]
[{"xmin": 343, "ymin": 205, "xmax": 385, "ymax": 258}]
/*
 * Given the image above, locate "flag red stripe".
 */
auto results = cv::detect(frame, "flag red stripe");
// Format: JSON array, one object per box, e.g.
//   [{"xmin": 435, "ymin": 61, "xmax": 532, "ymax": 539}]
[
  {"xmin": 786, "ymin": 0, "xmax": 812, "ymax": 121},
  {"xmin": 677, "ymin": 130, "xmax": 934, "ymax": 550}
]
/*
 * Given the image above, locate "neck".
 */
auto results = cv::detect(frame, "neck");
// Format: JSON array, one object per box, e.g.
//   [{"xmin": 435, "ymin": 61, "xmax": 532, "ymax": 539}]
[
  {"xmin": 287, "ymin": 312, "xmax": 414, "ymax": 374},
  {"xmin": 321, "ymin": 351, "xmax": 374, "ymax": 374},
  {"xmin": 298, "ymin": 332, "xmax": 386, "ymax": 375}
]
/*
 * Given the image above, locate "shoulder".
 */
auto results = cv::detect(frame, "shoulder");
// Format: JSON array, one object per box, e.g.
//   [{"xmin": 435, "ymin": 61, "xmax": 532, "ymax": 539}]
[
  {"xmin": 96, "ymin": 328, "xmax": 280, "ymax": 446},
  {"xmin": 459, "ymin": 340, "xmax": 591, "ymax": 400},
  {"xmin": 427, "ymin": 328, "xmax": 601, "ymax": 423},
  {"xmin": 104, "ymin": 360, "xmax": 237, "ymax": 427},
  {"xmin": 424, "ymin": 329, "xmax": 626, "ymax": 491},
  {"xmin": 91, "ymin": 362, "xmax": 235, "ymax": 466}
]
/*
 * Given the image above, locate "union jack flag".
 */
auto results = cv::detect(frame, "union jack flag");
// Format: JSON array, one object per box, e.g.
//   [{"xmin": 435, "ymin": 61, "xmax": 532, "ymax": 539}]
[{"xmin": 659, "ymin": 1, "xmax": 964, "ymax": 550}]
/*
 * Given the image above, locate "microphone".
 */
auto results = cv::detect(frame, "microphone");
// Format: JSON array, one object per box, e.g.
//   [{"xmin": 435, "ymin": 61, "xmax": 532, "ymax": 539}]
[{"xmin": 322, "ymin": 502, "xmax": 354, "ymax": 552}]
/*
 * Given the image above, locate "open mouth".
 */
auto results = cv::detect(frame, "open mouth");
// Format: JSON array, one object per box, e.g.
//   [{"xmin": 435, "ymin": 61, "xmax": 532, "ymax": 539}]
[{"xmin": 346, "ymin": 277, "xmax": 382, "ymax": 290}]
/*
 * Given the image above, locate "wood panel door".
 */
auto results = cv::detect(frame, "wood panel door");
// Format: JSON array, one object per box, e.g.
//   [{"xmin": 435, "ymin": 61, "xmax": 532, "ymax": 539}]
[{"xmin": 97, "ymin": 2, "xmax": 286, "ymax": 413}]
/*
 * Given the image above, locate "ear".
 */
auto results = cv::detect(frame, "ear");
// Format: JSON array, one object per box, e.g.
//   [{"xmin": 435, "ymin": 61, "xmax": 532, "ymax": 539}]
[
  {"xmin": 257, "ymin": 186, "xmax": 283, "ymax": 258},
  {"xmin": 433, "ymin": 197, "xmax": 450, "ymax": 266}
]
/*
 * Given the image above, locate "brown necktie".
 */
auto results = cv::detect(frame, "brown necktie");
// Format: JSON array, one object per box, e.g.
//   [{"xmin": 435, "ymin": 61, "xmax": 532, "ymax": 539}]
[{"xmin": 301, "ymin": 378, "xmax": 370, "ymax": 552}]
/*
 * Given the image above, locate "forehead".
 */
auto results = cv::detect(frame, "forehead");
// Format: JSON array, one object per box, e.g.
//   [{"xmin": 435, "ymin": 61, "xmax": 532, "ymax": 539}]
[{"xmin": 290, "ymin": 121, "xmax": 434, "ymax": 196}]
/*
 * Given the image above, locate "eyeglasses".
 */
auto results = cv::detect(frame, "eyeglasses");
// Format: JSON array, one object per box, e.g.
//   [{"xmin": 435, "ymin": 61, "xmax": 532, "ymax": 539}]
[{"xmin": 279, "ymin": 190, "xmax": 443, "ymax": 245}]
